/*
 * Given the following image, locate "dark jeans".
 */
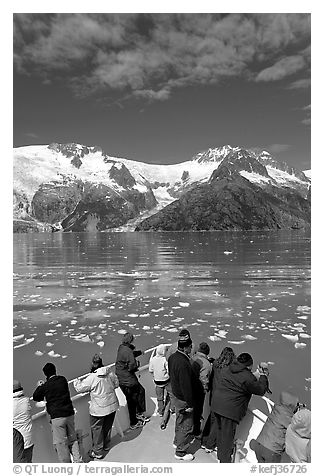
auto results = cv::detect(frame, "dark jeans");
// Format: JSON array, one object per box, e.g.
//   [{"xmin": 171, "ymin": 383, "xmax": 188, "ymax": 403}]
[
  {"xmin": 213, "ymin": 412, "xmax": 237, "ymax": 463},
  {"xmin": 250, "ymin": 439, "xmax": 282, "ymax": 463},
  {"xmin": 203, "ymin": 411, "xmax": 218, "ymax": 450},
  {"xmin": 120, "ymin": 382, "xmax": 146, "ymax": 426},
  {"xmin": 22, "ymin": 445, "xmax": 34, "ymax": 463},
  {"xmin": 90, "ymin": 412, "xmax": 116, "ymax": 455},
  {"xmin": 13, "ymin": 428, "xmax": 24, "ymax": 463},
  {"xmin": 173, "ymin": 397, "xmax": 194, "ymax": 457},
  {"xmin": 156, "ymin": 383, "xmax": 172, "ymax": 426},
  {"xmin": 193, "ymin": 390, "xmax": 205, "ymax": 435}
]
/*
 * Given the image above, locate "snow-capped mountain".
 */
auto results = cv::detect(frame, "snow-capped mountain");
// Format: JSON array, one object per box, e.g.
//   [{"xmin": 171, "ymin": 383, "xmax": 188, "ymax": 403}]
[{"xmin": 13, "ymin": 142, "xmax": 311, "ymax": 232}]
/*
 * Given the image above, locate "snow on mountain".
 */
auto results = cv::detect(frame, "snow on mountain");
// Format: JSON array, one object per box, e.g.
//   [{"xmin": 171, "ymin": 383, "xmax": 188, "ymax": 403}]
[
  {"xmin": 303, "ymin": 169, "xmax": 311, "ymax": 179},
  {"xmin": 13, "ymin": 142, "xmax": 311, "ymax": 232}
]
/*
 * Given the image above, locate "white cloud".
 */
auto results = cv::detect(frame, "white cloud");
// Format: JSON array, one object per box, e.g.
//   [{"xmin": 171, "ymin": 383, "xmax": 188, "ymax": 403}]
[
  {"xmin": 266, "ymin": 144, "xmax": 292, "ymax": 154},
  {"xmin": 13, "ymin": 13, "xmax": 311, "ymax": 101},
  {"xmin": 256, "ymin": 55, "xmax": 306, "ymax": 82},
  {"xmin": 288, "ymin": 78, "xmax": 311, "ymax": 89},
  {"xmin": 301, "ymin": 104, "xmax": 311, "ymax": 126}
]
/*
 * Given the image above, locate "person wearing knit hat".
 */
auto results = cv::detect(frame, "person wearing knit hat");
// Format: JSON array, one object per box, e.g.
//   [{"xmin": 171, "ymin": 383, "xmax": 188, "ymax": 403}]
[
  {"xmin": 32, "ymin": 364, "xmax": 82, "ymax": 463},
  {"xmin": 13, "ymin": 379, "xmax": 34, "ymax": 462},
  {"xmin": 165, "ymin": 329, "xmax": 195, "ymax": 361},
  {"xmin": 168, "ymin": 335, "xmax": 196, "ymax": 461},
  {"xmin": 209, "ymin": 352, "xmax": 270, "ymax": 463}
]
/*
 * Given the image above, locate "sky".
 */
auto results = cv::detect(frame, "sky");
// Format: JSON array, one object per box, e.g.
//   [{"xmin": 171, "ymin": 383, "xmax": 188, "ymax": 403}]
[{"xmin": 13, "ymin": 12, "xmax": 311, "ymax": 169}]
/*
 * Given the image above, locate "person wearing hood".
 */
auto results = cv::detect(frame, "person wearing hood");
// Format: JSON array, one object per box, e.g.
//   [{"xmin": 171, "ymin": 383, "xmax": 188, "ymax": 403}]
[
  {"xmin": 285, "ymin": 408, "xmax": 311, "ymax": 463},
  {"xmin": 13, "ymin": 380, "xmax": 34, "ymax": 462},
  {"xmin": 210, "ymin": 352, "xmax": 269, "ymax": 463},
  {"xmin": 115, "ymin": 332, "xmax": 149, "ymax": 430},
  {"xmin": 249, "ymin": 391, "xmax": 299, "ymax": 463},
  {"xmin": 74, "ymin": 354, "xmax": 119, "ymax": 460},
  {"xmin": 149, "ymin": 344, "xmax": 171, "ymax": 429}
]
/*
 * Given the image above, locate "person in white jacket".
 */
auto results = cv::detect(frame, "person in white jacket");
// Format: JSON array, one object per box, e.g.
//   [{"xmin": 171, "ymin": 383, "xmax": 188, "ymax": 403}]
[
  {"xmin": 149, "ymin": 345, "xmax": 171, "ymax": 429},
  {"xmin": 74, "ymin": 354, "xmax": 119, "ymax": 459},
  {"xmin": 13, "ymin": 380, "xmax": 34, "ymax": 462}
]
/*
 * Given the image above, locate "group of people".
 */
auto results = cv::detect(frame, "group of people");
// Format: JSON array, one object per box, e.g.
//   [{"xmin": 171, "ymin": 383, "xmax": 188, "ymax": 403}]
[{"xmin": 13, "ymin": 328, "xmax": 311, "ymax": 464}]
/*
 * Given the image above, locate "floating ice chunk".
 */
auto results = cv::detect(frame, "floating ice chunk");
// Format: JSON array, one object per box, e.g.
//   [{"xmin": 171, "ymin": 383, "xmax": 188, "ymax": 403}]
[
  {"xmin": 62, "ymin": 355, "xmax": 67, "ymax": 359},
  {"xmin": 142, "ymin": 326, "xmax": 150, "ymax": 330},
  {"xmin": 296, "ymin": 306, "xmax": 311, "ymax": 313},
  {"xmin": 242, "ymin": 335, "xmax": 257, "ymax": 340},
  {"xmin": 179, "ymin": 302, "xmax": 190, "ymax": 307},
  {"xmin": 35, "ymin": 351, "xmax": 44, "ymax": 356},
  {"xmin": 197, "ymin": 319, "xmax": 208, "ymax": 323},
  {"xmin": 297, "ymin": 316, "xmax": 308, "ymax": 320},
  {"xmin": 217, "ymin": 330, "xmax": 228, "ymax": 337},
  {"xmin": 45, "ymin": 332, "xmax": 54, "ymax": 336},
  {"xmin": 294, "ymin": 342, "xmax": 306, "ymax": 349},
  {"xmin": 299, "ymin": 333, "xmax": 311, "ymax": 339},
  {"xmin": 166, "ymin": 328, "xmax": 178, "ymax": 333},
  {"xmin": 209, "ymin": 336, "xmax": 222, "ymax": 342},
  {"xmin": 48, "ymin": 350, "xmax": 61, "ymax": 357},
  {"xmin": 128, "ymin": 314, "xmax": 138, "ymax": 318},
  {"xmin": 74, "ymin": 335, "xmax": 92, "ymax": 343},
  {"xmin": 268, "ymin": 307, "xmax": 278, "ymax": 312},
  {"xmin": 13, "ymin": 334, "xmax": 24, "ymax": 342},
  {"xmin": 70, "ymin": 320, "xmax": 77, "ymax": 324},
  {"xmin": 224, "ymin": 251, "xmax": 233, "ymax": 255},
  {"xmin": 140, "ymin": 313, "xmax": 150, "ymax": 317},
  {"xmin": 97, "ymin": 341, "xmax": 105, "ymax": 347},
  {"xmin": 46, "ymin": 342, "xmax": 54, "ymax": 347},
  {"xmin": 228, "ymin": 340, "xmax": 245, "ymax": 345},
  {"xmin": 281, "ymin": 334, "xmax": 299, "ymax": 342},
  {"xmin": 267, "ymin": 362, "xmax": 275, "ymax": 366},
  {"xmin": 118, "ymin": 329, "xmax": 127, "ymax": 335}
]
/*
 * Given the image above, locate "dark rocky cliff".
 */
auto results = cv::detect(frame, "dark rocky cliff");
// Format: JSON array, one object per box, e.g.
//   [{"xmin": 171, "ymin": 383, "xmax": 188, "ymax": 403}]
[{"xmin": 135, "ymin": 168, "xmax": 311, "ymax": 231}]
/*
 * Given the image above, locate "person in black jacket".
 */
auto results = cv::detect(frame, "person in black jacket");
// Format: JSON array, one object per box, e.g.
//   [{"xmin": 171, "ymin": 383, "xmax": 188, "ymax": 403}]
[
  {"xmin": 210, "ymin": 352, "xmax": 269, "ymax": 463},
  {"xmin": 32, "ymin": 363, "xmax": 82, "ymax": 463},
  {"xmin": 115, "ymin": 332, "xmax": 149, "ymax": 430},
  {"xmin": 168, "ymin": 334, "xmax": 196, "ymax": 461}
]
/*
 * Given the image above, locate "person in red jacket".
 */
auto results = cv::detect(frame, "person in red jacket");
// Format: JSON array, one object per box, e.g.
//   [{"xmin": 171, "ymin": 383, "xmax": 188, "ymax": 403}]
[
  {"xmin": 210, "ymin": 352, "xmax": 269, "ymax": 463},
  {"xmin": 168, "ymin": 334, "xmax": 196, "ymax": 461}
]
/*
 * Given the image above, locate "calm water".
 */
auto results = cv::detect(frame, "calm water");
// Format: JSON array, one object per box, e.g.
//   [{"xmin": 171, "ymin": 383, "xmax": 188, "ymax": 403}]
[{"xmin": 13, "ymin": 231, "xmax": 311, "ymax": 406}]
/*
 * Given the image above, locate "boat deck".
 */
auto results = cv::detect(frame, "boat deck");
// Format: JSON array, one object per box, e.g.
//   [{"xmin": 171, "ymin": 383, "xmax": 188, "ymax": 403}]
[
  {"xmin": 102, "ymin": 413, "xmax": 217, "ymax": 464},
  {"xmin": 99, "ymin": 368, "xmax": 217, "ymax": 463}
]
